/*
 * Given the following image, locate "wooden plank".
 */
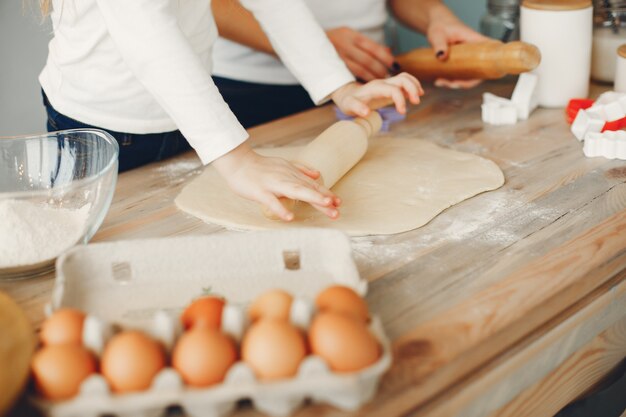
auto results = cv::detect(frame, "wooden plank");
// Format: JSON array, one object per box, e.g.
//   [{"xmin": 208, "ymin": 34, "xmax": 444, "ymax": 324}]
[
  {"xmin": 351, "ymin": 207, "xmax": 626, "ymax": 417},
  {"xmin": 365, "ymin": 165, "xmax": 626, "ymax": 338},
  {"xmin": 489, "ymin": 312, "xmax": 626, "ymax": 417},
  {"xmin": 410, "ymin": 271, "xmax": 626, "ymax": 417}
]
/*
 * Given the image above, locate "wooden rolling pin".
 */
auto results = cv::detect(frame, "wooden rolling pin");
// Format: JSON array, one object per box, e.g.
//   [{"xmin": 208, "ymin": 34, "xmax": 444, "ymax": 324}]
[
  {"xmin": 263, "ymin": 111, "xmax": 383, "ymax": 220},
  {"xmin": 396, "ymin": 41, "xmax": 541, "ymax": 81}
]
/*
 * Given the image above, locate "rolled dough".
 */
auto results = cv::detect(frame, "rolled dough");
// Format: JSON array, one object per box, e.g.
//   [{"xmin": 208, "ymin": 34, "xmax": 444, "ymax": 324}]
[{"xmin": 175, "ymin": 138, "xmax": 504, "ymax": 236}]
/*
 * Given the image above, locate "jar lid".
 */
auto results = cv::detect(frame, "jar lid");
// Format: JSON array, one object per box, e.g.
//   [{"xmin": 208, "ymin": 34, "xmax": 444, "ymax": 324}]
[
  {"xmin": 619, "ymin": 44, "xmax": 626, "ymax": 58},
  {"xmin": 522, "ymin": 0, "xmax": 591, "ymax": 10}
]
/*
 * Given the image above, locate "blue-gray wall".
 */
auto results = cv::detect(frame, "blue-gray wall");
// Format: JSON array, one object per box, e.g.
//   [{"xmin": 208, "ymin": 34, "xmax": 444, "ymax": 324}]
[
  {"xmin": 390, "ymin": 0, "xmax": 485, "ymax": 53},
  {"xmin": 0, "ymin": 1, "xmax": 486, "ymax": 136},
  {"xmin": 0, "ymin": 1, "xmax": 52, "ymax": 136}
]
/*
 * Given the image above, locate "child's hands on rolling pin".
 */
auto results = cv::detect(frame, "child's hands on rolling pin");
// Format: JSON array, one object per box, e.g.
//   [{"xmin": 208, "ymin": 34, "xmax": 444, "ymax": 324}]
[
  {"xmin": 212, "ymin": 73, "xmax": 421, "ymax": 222},
  {"xmin": 330, "ymin": 73, "xmax": 423, "ymax": 117},
  {"xmin": 212, "ymin": 142, "xmax": 340, "ymax": 222}
]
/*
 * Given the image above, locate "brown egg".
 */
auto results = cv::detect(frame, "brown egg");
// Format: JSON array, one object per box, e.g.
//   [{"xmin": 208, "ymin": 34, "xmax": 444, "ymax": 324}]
[
  {"xmin": 248, "ymin": 289, "xmax": 293, "ymax": 322},
  {"xmin": 315, "ymin": 285, "xmax": 369, "ymax": 322},
  {"xmin": 40, "ymin": 308, "xmax": 86, "ymax": 346},
  {"xmin": 31, "ymin": 344, "xmax": 97, "ymax": 401},
  {"xmin": 180, "ymin": 296, "xmax": 225, "ymax": 330},
  {"xmin": 309, "ymin": 312, "xmax": 379, "ymax": 373},
  {"xmin": 172, "ymin": 328, "xmax": 237, "ymax": 387},
  {"xmin": 242, "ymin": 320, "xmax": 306, "ymax": 380},
  {"xmin": 101, "ymin": 331, "xmax": 166, "ymax": 393}
]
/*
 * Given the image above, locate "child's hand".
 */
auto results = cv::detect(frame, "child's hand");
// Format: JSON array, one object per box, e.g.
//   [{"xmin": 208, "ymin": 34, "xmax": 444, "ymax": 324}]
[
  {"xmin": 212, "ymin": 143, "xmax": 340, "ymax": 221},
  {"xmin": 330, "ymin": 73, "xmax": 424, "ymax": 117}
]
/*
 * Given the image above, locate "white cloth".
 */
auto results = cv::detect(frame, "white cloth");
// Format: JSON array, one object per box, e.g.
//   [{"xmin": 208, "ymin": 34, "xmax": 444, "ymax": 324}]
[
  {"xmin": 39, "ymin": 0, "xmax": 354, "ymax": 164},
  {"xmin": 212, "ymin": 0, "xmax": 388, "ymax": 85}
]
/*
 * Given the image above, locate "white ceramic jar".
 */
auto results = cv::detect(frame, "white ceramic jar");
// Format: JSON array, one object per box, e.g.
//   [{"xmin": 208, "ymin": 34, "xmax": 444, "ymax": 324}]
[
  {"xmin": 590, "ymin": 1, "xmax": 626, "ymax": 83},
  {"xmin": 616, "ymin": 44, "xmax": 626, "ymax": 93},
  {"xmin": 521, "ymin": 0, "xmax": 593, "ymax": 107}
]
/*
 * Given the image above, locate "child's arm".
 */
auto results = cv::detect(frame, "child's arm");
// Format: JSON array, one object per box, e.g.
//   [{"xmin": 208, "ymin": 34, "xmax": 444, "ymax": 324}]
[
  {"xmin": 212, "ymin": 143, "xmax": 340, "ymax": 221},
  {"xmin": 95, "ymin": 0, "xmax": 420, "ymax": 220},
  {"xmin": 389, "ymin": 0, "xmax": 490, "ymax": 88}
]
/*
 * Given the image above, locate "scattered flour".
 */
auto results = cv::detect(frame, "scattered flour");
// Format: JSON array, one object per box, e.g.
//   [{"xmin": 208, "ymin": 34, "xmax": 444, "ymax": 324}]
[
  {"xmin": 156, "ymin": 160, "xmax": 201, "ymax": 179},
  {"xmin": 349, "ymin": 190, "xmax": 563, "ymax": 271},
  {"xmin": 0, "ymin": 200, "xmax": 90, "ymax": 268}
]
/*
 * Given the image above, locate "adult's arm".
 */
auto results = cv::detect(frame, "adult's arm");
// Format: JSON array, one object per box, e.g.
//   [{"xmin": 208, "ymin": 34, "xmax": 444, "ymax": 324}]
[
  {"xmin": 388, "ymin": 0, "xmax": 487, "ymax": 59},
  {"xmin": 212, "ymin": 0, "xmax": 274, "ymax": 55},
  {"xmin": 213, "ymin": 0, "xmax": 394, "ymax": 81}
]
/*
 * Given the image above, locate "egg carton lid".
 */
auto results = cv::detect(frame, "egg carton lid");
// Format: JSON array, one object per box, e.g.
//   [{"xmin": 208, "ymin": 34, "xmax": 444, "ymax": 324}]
[{"xmin": 50, "ymin": 228, "xmax": 365, "ymax": 328}]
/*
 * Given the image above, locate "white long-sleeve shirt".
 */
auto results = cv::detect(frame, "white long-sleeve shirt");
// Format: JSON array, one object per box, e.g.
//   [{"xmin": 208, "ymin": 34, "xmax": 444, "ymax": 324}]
[
  {"xmin": 39, "ymin": 0, "xmax": 355, "ymax": 164},
  {"xmin": 213, "ymin": 0, "xmax": 388, "ymax": 85}
]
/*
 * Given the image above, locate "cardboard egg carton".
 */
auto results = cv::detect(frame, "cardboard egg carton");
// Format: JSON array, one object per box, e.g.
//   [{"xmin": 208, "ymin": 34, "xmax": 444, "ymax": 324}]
[{"xmin": 30, "ymin": 229, "xmax": 392, "ymax": 417}]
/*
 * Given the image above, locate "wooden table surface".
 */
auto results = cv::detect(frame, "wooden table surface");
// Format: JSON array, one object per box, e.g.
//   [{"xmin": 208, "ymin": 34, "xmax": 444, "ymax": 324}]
[{"xmin": 3, "ymin": 80, "xmax": 626, "ymax": 417}]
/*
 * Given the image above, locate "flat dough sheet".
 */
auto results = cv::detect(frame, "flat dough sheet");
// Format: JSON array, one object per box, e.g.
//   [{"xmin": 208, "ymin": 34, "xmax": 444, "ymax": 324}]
[{"xmin": 175, "ymin": 138, "xmax": 504, "ymax": 236}]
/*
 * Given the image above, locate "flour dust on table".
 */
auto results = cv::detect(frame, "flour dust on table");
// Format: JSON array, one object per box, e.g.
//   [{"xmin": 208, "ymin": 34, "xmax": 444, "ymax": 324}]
[{"xmin": 175, "ymin": 138, "xmax": 505, "ymax": 236}]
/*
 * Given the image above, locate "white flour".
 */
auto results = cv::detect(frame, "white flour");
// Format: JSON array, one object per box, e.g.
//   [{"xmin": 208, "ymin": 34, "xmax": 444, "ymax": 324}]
[
  {"xmin": 0, "ymin": 200, "xmax": 90, "ymax": 268},
  {"xmin": 349, "ymin": 190, "xmax": 562, "ymax": 272}
]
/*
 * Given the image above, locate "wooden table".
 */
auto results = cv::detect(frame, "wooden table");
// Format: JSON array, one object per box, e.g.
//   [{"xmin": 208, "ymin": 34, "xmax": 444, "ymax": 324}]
[{"xmin": 3, "ymin": 80, "xmax": 626, "ymax": 417}]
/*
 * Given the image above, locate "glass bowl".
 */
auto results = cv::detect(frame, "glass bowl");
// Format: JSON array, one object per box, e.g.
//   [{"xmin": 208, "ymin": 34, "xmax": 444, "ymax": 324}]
[{"xmin": 0, "ymin": 129, "xmax": 119, "ymax": 280}]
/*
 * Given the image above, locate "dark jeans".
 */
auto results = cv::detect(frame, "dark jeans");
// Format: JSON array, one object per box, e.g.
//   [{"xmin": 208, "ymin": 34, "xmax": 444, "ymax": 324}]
[
  {"xmin": 42, "ymin": 90, "xmax": 192, "ymax": 172},
  {"xmin": 213, "ymin": 76, "xmax": 315, "ymax": 128}
]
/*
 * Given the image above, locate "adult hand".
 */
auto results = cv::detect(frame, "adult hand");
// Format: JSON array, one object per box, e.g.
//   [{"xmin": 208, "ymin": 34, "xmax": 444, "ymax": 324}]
[
  {"xmin": 330, "ymin": 73, "xmax": 423, "ymax": 117},
  {"xmin": 327, "ymin": 27, "xmax": 396, "ymax": 82},
  {"xmin": 426, "ymin": 16, "xmax": 491, "ymax": 89},
  {"xmin": 213, "ymin": 143, "xmax": 340, "ymax": 221}
]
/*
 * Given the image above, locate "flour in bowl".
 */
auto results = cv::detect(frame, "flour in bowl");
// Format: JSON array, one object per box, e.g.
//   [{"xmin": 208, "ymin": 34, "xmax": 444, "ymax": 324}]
[{"xmin": 0, "ymin": 200, "xmax": 90, "ymax": 268}]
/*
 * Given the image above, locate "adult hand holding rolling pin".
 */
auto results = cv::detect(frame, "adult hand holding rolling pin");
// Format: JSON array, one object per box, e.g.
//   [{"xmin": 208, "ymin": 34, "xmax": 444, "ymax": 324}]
[
  {"xmin": 211, "ymin": 0, "xmax": 491, "ymax": 132},
  {"xmin": 213, "ymin": 75, "xmax": 422, "ymax": 222},
  {"xmin": 326, "ymin": 27, "xmax": 396, "ymax": 82},
  {"xmin": 390, "ymin": 0, "xmax": 491, "ymax": 89}
]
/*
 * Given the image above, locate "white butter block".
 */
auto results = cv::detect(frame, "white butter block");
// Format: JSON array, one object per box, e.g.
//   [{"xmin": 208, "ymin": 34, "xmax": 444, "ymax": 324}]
[{"xmin": 511, "ymin": 73, "xmax": 539, "ymax": 120}]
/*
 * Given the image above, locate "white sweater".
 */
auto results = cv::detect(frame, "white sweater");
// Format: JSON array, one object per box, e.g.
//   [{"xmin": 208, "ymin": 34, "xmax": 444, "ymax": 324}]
[
  {"xmin": 39, "ymin": 0, "xmax": 354, "ymax": 164},
  {"xmin": 213, "ymin": 0, "xmax": 388, "ymax": 85}
]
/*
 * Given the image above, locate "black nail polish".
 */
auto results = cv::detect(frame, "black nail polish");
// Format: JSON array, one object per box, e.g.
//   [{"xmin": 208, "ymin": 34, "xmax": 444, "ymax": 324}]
[
  {"xmin": 392, "ymin": 62, "xmax": 401, "ymax": 72},
  {"xmin": 436, "ymin": 50, "xmax": 445, "ymax": 59}
]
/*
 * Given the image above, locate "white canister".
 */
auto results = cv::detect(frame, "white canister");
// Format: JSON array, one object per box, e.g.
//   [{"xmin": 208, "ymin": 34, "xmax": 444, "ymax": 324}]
[
  {"xmin": 521, "ymin": 0, "xmax": 593, "ymax": 107},
  {"xmin": 616, "ymin": 44, "xmax": 626, "ymax": 93}
]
